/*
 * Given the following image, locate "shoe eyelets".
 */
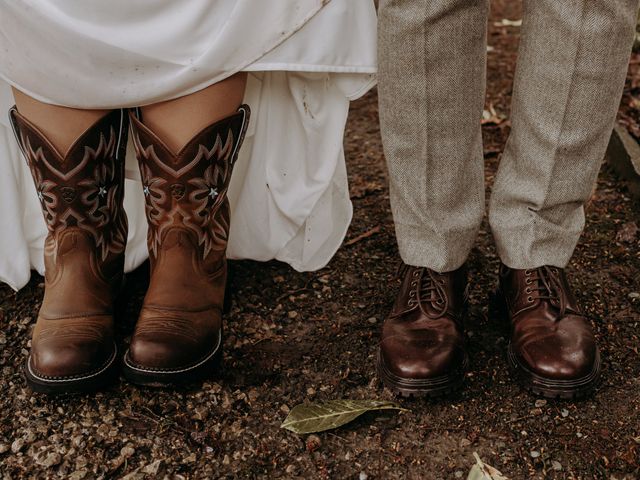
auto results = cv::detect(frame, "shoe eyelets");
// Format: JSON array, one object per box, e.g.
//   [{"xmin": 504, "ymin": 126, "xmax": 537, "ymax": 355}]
[
  {"xmin": 525, "ymin": 279, "xmax": 532, "ymax": 285},
  {"xmin": 413, "ymin": 271, "xmax": 420, "ymax": 277},
  {"xmin": 436, "ymin": 299, "xmax": 444, "ymax": 305},
  {"xmin": 408, "ymin": 300, "xmax": 416, "ymax": 307},
  {"xmin": 525, "ymin": 269, "xmax": 532, "ymax": 276},
  {"xmin": 527, "ymin": 296, "xmax": 534, "ymax": 303},
  {"xmin": 410, "ymin": 281, "xmax": 417, "ymax": 287},
  {"xmin": 525, "ymin": 287, "xmax": 532, "ymax": 294},
  {"xmin": 409, "ymin": 291, "xmax": 416, "ymax": 297}
]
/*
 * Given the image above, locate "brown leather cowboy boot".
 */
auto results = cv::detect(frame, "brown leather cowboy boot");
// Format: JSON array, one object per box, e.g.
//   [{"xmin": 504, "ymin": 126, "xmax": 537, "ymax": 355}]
[
  {"xmin": 497, "ymin": 264, "xmax": 601, "ymax": 399},
  {"xmin": 9, "ymin": 107, "xmax": 129, "ymax": 393},
  {"xmin": 378, "ymin": 264, "xmax": 469, "ymax": 397},
  {"xmin": 123, "ymin": 105, "xmax": 250, "ymax": 386}
]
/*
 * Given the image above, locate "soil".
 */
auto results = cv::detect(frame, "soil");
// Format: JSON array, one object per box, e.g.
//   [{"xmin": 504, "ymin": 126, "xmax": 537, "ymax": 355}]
[{"xmin": 1, "ymin": 1, "xmax": 639, "ymax": 478}]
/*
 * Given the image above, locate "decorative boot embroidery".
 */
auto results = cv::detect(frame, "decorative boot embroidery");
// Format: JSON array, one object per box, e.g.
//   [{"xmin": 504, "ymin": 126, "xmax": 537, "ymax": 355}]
[
  {"xmin": 132, "ymin": 106, "xmax": 249, "ymax": 260},
  {"xmin": 12, "ymin": 109, "xmax": 128, "ymax": 262}
]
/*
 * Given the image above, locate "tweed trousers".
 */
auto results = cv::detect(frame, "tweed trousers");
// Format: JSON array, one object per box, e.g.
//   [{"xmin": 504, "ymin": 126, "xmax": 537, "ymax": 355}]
[{"xmin": 378, "ymin": 0, "xmax": 639, "ymax": 272}]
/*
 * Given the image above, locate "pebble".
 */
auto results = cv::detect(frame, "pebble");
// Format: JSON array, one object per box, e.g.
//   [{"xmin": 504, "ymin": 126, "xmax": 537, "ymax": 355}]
[
  {"xmin": 455, "ymin": 471, "xmax": 464, "ymax": 478},
  {"xmin": 530, "ymin": 451, "xmax": 540, "ymax": 458},
  {"xmin": 561, "ymin": 409, "xmax": 569, "ymax": 418},
  {"xmin": 459, "ymin": 438, "xmax": 472, "ymax": 448},
  {"xmin": 534, "ymin": 399, "xmax": 547, "ymax": 408},
  {"xmin": 288, "ymin": 311, "xmax": 298, "ymax": 319},
  {"xmin": 11, "ymin": 438, "xmax": 24, "ymax": 453},
  {"xmin": 367, "ymin": 317, "xmax": 377, "ymax": 324},
  {"xmin": 359, "ymin": 473, "xmax": 368, "ymax": 480},
  {"xmin": 0, "ymin": 444, "xmax": 8, "ymax": 454},
  {"xmin": 551, "ymin": 460, "xmax": 562, "ymax": 471},
  {"xmin": 628, "ymin": 292, "xmax": 640, "ymax": 300},
  {"xmin": 38, "ymin": 452, "xmax": 62, "ymax": 468}
]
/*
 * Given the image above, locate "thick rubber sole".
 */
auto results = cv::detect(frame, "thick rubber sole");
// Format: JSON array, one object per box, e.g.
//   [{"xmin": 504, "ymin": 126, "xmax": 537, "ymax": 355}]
[
  {"xmin": 24, "ymin": 344, "xmax": 119, "ymax": 395},
  {"xmin": 507, "ymin": 344, "xmax": 601, "ymax": 400},
  {"xmin": 377, "ymin": 350, "xmax": 467, "ymax": 398},
  {"xmin": 122, "ymin": 332, "xmax": 223, "ymax": 388}
]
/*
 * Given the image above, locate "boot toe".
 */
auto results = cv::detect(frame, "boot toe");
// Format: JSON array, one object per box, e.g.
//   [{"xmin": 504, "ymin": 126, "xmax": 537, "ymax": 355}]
[
  {"xmin": 30, "ymin": 337, "xmax": 115, "ymax": 380},
  {"xmin": 381, "ymin": 335, "xmax": 465, "ymax": 380}
]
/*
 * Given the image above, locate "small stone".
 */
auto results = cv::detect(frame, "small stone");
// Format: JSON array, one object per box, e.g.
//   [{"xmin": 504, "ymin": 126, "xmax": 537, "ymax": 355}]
[
  {"xmin": 534, "ymin": 399, "xmax": 547, "ymax": 408},
  {"xmin": 455, "ymin": 471, "xmax": 464, "ymax": 479},
  {"xmin": 530, "ymin": 451, "xmax": 540, "ymax": 458},
  {"xmin": 222, "ymin": 454, "xmax": 230, "ymax": 465},
  {"xmin": 183, "ymin": 453, "xmax": 197, "ymax": 463},
  {"xmin": 561, "ymin": 409, "xmax": 569, "ymax": 418},
  {"xmin": 306, "ymin": 434, "xmax": 321, "ymax": 452},
  {"xmin": 285, "ymin": 465, "xmax": 296, "ymax": 474},
  {"xmin": 576, "ymin": 432, "xmax": 583, "ymax": 438},
  {"xmin": 288, "ymin": 311, "xmax": 298, "ymax": 319},
  {"xmin": 38, "ymin": 452, "xmax": 62, "ymax": 468},
  {"xmin": 459, "ymin": 438, "xmax": 472, "ymax": 447},
  {"xmin": 280, "ymin": 404, "xmax": 290, "ymax": 414},
  {"xmin": 120, "ymin": 446, "xmax": 135, "ymax": 458},
  {"xmin": 367, "ymin": 317, "xmax": 377, "ymax": 324},
  {"xmin": 551, "ymin": 460, "xmax": 562, "ymax": 471},
  {"xmin": 0, "ymin": 444, "xmax": 8, "ymax": 454},
  {"xmin": 306, "ymin": 387, "xmax": 316, "ymax": 396},
  {"xmin": 68, "ymin": 470, "xmax": 88, "ymax": 480},
  {"xmin": 628, "ymin": 292, "xmax": 640, "ymax": 300},
  {"xmin": 11, "ymin": 438, "xmax": 24, "ymax": 453},
  {"xmin": 359, "ymin": 473, "xmax": 368, "ymax": 480}
]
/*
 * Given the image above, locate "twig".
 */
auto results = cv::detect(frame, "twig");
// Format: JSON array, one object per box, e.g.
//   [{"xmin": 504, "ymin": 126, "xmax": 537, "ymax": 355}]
[{"xmin": 345, "ymin": 226, "xmax": 381, "ymax": 246}]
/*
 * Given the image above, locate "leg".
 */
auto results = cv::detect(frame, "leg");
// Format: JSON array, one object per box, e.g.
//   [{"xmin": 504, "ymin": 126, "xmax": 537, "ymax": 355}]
[
  {"xmin": 489, "ymin": 0, "xmax": 640, "ymax": 268},
  {"xmin": 123, "ymin": 75, "xmax": 250, "ymax": 386},
  {"xmin": 378, "ymin": 0, "xmax": 488, "ymax": 273},
  {"xmin": 12, "ymin": 88, "xmax": 109, "ymax": 155},
  {"xmin": 377, "ymin": 0, "xmax": 488, "ymax": 397},
  {"xmin": 140, "ymin": 73, "xmax": 247, "ymax": 154},
  {"xmin": 491, "ymin": 0, "xmax": 639, "ymax": 398},
  {"xmin": 10, "ymin": 90, "xmax": 128, "ymax": 394}
]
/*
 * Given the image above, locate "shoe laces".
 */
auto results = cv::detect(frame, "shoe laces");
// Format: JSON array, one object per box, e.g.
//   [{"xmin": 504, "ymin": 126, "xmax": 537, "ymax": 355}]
[
  {"xmin": 524, "ymin": 266, "xmax": 567, "ymax": 318},
  {"xmin": 399, "ymin": 265, "xmax": 449, "ymax": 319}
]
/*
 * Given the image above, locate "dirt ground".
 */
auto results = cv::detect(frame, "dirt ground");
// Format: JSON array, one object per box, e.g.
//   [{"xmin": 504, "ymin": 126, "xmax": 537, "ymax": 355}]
[{"xmin": 1, "ymin": 1, "xmax": 640, "ymax": 479}]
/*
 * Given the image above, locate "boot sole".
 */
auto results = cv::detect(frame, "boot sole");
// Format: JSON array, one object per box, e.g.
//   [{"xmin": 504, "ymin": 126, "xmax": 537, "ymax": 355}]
[
  {"xmin": 507, "ymin": 344, "xmax": 601, "ymax": 400},
  {"xmin": 377, "ymin": 349, "xmax": 467, "ymax": 398},
  {"xmin": 24, "ymin": 344, "xmax": 119, "ymax": 395},
  {"xmin": 122, "ymin": 331, "xmax": 222, "ymax": 387}
]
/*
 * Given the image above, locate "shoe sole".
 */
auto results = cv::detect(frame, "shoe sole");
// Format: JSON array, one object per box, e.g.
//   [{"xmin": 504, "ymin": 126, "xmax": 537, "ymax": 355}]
[
  {"xmin": 507, "ymin": 344, "xmax": 601, "ymax": 400},
  {"xmin": 377, "ymin": 349, "xmax": 467, "ymax": 398},
  {"xmin": 122, "ymin": 331, "xmax": 223, "ymax": 388},
  {"xmin": 24, "ymin": 344, "xmax": 119, "ymax": 395}
]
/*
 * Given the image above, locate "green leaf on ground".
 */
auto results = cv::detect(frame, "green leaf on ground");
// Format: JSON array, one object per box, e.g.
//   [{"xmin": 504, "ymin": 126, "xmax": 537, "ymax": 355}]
[
  {"xmin": 467, "ymin": 453, "xmax": 508, "ymax": 480},
  {"xmin": 281, "ymin": 400, "xmax": 407, "ymax": 434}
]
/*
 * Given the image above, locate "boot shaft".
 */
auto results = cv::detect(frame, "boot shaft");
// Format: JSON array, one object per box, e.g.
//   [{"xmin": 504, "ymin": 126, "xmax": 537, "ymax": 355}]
[
  {"xmin": 130, "ymin": 105, "xmax": 250, "ymax": 273},
  {"xmin": 9, "ymin": 108, "xmax": 129, "ymax": 273}
]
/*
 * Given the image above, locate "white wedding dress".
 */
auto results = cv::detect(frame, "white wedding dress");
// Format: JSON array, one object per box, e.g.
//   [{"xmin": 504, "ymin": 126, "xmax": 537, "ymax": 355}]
[{"xmin": 0, "ymin": 0, "xmax": 377, "ymax": 290}]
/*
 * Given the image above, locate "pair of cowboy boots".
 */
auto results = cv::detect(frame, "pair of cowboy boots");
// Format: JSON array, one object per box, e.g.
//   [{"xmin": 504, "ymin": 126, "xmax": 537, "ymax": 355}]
[
  {"xmin": 10, "ymin": 104, "xmax": 249, "ymax": 393},
  {"xmin": 378, "ymin": 263, "xmax": 600, "ymax": 399}
]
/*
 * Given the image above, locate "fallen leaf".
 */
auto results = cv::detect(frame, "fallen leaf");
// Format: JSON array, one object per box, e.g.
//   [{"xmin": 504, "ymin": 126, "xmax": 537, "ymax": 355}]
[
  {"xmin": 281, "ymin": 400, "xmax": 406, "ymax": 434},
  {"xmin": 467, "ymin": 453, "xmax": 509, "ymax": 480},
  {"xmin": 481, "ymin": 104, "xmax": 506, "ymax": 126},
  {"xmin": 494, "ymin": 19, "xmax": 522, "ymax": 27}
]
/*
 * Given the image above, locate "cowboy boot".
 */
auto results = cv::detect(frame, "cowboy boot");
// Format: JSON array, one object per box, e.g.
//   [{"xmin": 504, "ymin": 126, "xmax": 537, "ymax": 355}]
[
  {"xmin": 9, "ymin": 107, "xmax": 129, "ymax": 393},
  {"xmin": 378, "ymin": 264, "xmax": 469, "ymax": 397},
  {"xmin": 497, "ymin": 264, "xmax": 601, "ymax": 399},
  {"xmin": 123, "ymin": 105, "xmax": 250, "ymax": 386}
]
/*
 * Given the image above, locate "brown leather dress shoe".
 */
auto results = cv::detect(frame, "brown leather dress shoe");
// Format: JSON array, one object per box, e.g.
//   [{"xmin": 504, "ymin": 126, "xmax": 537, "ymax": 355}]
[
  {"xmin": 10, "ymin": 107, "xmax": 129, "ymax": 394},
  {"xmin": 378, "ymin": 264, "xmax": 469, "ymax": 397},
  {"xmin": 122, "ymin": 105, "xmax": 250, "ymax": 387},
  {"xmin": 497, "ymin": 264, "xmax": 601, "ymax": 399}
]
